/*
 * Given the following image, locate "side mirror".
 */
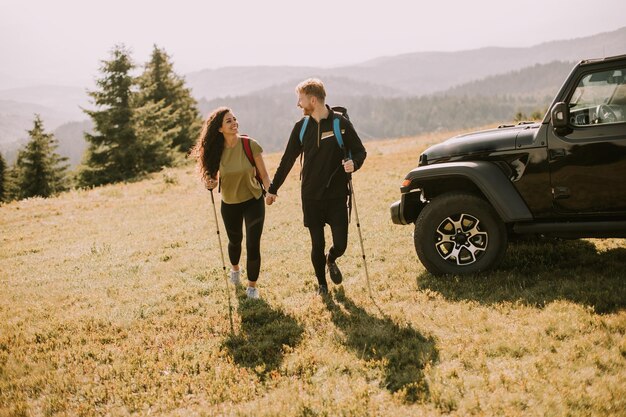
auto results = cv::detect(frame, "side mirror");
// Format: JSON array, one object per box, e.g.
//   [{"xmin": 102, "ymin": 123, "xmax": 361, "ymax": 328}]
[{"xmin": 551, "ymin": 102, "xmax": 569, "ymax": 129}]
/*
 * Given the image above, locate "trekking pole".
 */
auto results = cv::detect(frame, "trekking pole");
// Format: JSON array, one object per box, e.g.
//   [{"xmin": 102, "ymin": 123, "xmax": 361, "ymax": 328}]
[
  {"xmin": 348, "ymin": 177, "xmax": 375, "ymax": 303},
  {"xmin": 210, "ymin": 189, "xmax": 234, "ymax": 335}
]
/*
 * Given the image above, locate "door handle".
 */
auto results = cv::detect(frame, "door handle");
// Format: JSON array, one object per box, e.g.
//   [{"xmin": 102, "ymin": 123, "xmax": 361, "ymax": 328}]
[
  {"xmin": 552, "ymin": 186, "xmax": 570, "ymax": 200},
  {"xmin": 549, "ymin": 148, "xmax": 566, "ymax": 160}
]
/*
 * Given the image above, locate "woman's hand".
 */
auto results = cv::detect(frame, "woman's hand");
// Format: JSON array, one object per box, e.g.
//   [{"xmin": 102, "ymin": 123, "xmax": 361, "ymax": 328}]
[{"xmin": 206, "ymin": 178, "xmax": 218, "ymax": 190}]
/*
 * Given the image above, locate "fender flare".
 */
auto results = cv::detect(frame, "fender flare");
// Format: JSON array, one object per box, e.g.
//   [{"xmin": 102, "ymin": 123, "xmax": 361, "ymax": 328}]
[{"xmin": 403, "ymin": 161, "xmax": 533, "ymax": 222}]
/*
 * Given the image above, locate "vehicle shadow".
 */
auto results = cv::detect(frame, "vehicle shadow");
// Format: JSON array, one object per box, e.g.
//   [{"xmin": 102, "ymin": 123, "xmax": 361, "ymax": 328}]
[
  {"xmin": 417, "ymin": 238, "xmax": 626, "ymax": 314},
  {"xmin": 223, "ymin": 287, "xmax": 304, "ymax": 376},
  {"xmin": 323, "ymin": 288, "xmax": 438, "ymax": 403}
]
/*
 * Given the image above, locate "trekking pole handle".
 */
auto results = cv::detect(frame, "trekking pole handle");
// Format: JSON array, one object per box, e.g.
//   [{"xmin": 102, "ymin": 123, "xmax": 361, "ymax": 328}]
[{"xmin": 342, "ymin": 158, "xmax": 354, "ymax": 177}]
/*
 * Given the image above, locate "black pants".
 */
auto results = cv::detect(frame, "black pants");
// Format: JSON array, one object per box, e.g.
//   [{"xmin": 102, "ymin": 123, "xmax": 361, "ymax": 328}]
[
  {"xmin": 220, "ymin": 196, "xmax": 265, "ymax": 282},
  {"xmin": 303, "ymin": 197, "xmax": 349, "ymax": 286}
]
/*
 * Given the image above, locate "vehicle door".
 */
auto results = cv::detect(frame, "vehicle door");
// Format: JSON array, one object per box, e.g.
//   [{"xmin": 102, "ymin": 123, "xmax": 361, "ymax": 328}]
[{"xmin": 547, "ymin": 64, "xmax": 626, "ymax": 215}]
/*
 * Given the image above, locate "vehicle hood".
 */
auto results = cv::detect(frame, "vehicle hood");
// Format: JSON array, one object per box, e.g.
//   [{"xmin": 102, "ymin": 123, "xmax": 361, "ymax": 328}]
[{"xmin": 422, "ymin": 123, "xmax": 540, "ymax": 163}]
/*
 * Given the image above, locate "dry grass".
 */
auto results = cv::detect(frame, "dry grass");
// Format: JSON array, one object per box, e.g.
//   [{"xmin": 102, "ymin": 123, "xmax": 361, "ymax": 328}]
[{"xmin": 1, "ymin": 129, "xmax": 625, "ymax": 416}]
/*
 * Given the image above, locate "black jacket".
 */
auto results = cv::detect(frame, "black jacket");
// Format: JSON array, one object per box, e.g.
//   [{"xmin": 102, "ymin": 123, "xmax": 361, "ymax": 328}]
[{"xmin": 268, "ymin": 106, "xmax": 367, "ymax": 200}]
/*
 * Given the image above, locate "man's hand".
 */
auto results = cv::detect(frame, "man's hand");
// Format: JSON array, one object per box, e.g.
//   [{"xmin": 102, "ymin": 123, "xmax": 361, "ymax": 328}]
[
  {"xmin": 266, "ymin": 193, "xmax": 277, "ymax": 205},
  {"xmin": 342, "ymin": 159, "xmax": 354, "ymax": 173}
]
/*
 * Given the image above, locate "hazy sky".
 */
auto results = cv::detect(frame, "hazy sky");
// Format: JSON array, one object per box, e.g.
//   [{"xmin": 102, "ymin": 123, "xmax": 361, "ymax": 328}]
[{"xmin": 1, "ymin": 0, "xmax": 625, "ymax": 88}]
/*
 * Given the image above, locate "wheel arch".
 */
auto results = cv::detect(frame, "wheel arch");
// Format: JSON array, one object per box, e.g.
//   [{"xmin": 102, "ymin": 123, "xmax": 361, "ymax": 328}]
[{"xmin": 403, "ymin": 161, "xmax": 533, "ymax": 223}]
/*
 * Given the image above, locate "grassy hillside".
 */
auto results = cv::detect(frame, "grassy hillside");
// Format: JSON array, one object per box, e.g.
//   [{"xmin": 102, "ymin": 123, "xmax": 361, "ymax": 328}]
[{"xmin": 1, "ymin": 130, "xmax": 625, "ymax": 416}]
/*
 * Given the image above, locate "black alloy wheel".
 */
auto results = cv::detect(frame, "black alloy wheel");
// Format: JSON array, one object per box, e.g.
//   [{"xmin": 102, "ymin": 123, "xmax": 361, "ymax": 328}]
[{"xmin": 414, "ymin": 193, "xmax": 507, "ymax": 275}]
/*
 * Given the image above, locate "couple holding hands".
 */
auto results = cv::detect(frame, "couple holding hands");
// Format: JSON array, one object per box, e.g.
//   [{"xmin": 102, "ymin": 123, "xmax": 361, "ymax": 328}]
[{"xmin": 192, "ymin": 78, "xmax": 367, "ymax": 298}]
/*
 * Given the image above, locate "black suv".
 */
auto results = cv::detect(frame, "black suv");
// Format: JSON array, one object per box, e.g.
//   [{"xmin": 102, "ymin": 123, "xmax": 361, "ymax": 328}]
[{"xmin": 390, "ymin": 54, "xmax": 626, "ymax": 275}]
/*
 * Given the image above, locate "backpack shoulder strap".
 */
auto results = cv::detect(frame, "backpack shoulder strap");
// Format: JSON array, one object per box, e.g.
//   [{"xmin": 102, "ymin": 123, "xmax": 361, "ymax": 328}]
[
  {"xmin": 241, "ymin": 135, "xmax": 255, "ymax": 167},
  {"xmin": 241, "ymin": 135, "xmax": 265, "ymax": 194},
  {"xmin": 332, "ymin": 112, "xmax": 351, "ymax": 159},
  {"xmin": 333, "ymin": 115, "xmax": 344, "ymax": 149},
  {"xmin": 299, "ymin": 116, "xmax": 310, "ymax": 144}
]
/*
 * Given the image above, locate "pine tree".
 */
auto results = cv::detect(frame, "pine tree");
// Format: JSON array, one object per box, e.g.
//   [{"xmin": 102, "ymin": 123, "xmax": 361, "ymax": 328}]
[
  {"xmin": 4, "ymin": 166, "xmax": 18, "ymax": 202},
  {"xmin": 0, "ymin": 152, "xmax": 7, "ymax": 202},
  {"xmin": 79, "ymin": 44, "xmax": 140, "ymax": 187},
  {"xmin": 136, "ymin": 45, "xmax": 202, "ymax": 152},
  {"xmin": 132, "ymin": 98, "xmax": 177, "ymax": 172},
  {"xmin": 13, "ymin": 115, "xmax": 68, "ymax": 199}
]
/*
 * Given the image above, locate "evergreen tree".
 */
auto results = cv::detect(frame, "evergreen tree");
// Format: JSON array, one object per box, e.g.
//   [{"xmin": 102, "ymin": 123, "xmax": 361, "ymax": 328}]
[
  {"xmin": 4, "ymin": 166, "xmax": 18, "ymax": 202},
  {"xmin": 136, "ymin": 45, "xmax": 202, "ymax": 152},
  {"xmin": 0, "ymin": 152, "xmax": 7, "ymax": 202},
  {"xmin": 132, "ymin": 98, "xmax": 177, "ymax": 172},
  {"xmin": 79, "ymin": 44, "xmax": 140, "ymax": 187},
  {"xmin": 13, "ymin": 115, "xmax": 68, "ymax": 199}
]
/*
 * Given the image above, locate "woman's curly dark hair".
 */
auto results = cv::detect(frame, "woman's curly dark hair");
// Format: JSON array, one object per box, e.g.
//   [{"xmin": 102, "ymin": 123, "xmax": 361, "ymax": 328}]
[{"xmin": 190, "ymin": 107, "xmax": 231, "ymax": 186}]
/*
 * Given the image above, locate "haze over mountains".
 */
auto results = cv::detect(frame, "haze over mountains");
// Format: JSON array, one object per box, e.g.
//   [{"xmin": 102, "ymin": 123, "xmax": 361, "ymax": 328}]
[
  {"xmin": 186, "ymin": 27, "xmax": 626, "ymax": 99},
  {"xmin": 1, "ymin": 27, "xmax": 624, "ymax": 164}
]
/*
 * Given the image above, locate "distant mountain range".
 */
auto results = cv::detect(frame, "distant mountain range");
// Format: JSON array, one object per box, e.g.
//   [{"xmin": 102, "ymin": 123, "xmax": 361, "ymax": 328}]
[
  {"xmin": 186, "ymin": 26, "xmax": 626, "ymax": 100},
  {"xmin": 442, "ymin": 60, "xmax": 576, "ymax": 99},
  {"xmin": 1, "ymin": 26, "xmax": 624, "ymax": 165},
  {"xmin": 0, "ymin": 85, "xmax": 91, "ymax": 164},
  {"xmin": 196, "ymin": 63, "xmax": 564, "ymax": 150}
]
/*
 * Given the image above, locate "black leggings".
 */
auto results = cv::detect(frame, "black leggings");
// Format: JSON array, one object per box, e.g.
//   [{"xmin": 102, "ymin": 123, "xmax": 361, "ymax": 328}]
[
  {"xmin": 304, "ymin": 198, "xmax": 349, "ymax": 286},
  {"xmin": 220, "ymin": 196, "xmax": 265, "ymax": 282}
]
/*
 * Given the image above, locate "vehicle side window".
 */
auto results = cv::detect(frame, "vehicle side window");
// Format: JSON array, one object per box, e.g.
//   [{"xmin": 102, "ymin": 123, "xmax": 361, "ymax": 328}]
[{"xmin": 568, "ymin": 67, "xmax": 626, "ymax": 126}]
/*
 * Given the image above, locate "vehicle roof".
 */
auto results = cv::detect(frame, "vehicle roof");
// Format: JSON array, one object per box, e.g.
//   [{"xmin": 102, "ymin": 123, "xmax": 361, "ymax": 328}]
[{"xmin": 579, "ymin": 54, "xmax": 626, "ymax": 66}]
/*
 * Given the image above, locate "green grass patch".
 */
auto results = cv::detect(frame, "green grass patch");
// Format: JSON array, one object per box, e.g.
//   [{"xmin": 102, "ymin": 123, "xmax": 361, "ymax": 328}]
[{"xmin": 1, "ymin": 131, "xmax": 624, "ymax": 415}]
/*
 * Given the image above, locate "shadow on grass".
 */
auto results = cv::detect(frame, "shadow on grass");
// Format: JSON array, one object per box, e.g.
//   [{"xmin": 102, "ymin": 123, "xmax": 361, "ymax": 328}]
[
  {"xmin": 323, "ymin": 288, "xmax": 438, "ymax": 403},
  {"xmin": 417, "ymin": 238, "xmax": 626, "ymax": 314},
  {"xmin": 222, "ymin": 287, "xmax": 304, "ymax": 376}
]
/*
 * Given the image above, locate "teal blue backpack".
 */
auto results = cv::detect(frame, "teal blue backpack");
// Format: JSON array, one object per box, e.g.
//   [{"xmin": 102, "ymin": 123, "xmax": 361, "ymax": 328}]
[{"xmin": 299, "ymin": 106, "xmax": 352, "ymax": 158}]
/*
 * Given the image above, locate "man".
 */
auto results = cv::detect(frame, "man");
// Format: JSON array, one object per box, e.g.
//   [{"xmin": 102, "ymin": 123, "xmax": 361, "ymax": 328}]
[{"xmin": 266, "ymin": 78, "xmax": 367, "ymax": 295}]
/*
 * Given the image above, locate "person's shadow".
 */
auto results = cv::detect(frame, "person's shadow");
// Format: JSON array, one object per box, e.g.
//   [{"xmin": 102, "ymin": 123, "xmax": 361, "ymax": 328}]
[
  {"xmin": 417, "ymin": 238, "xmax": 626, "ymax": 314},
  {"xmin": 323, "ymin": 288, "xmax": 438, "ymax": 403},
  {"xmin": 223, "ymin": 287, "xmax": 304, "ymax": 376}
]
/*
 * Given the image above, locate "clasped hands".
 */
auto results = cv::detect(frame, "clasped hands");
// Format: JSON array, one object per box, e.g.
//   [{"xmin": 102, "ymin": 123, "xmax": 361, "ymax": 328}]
[{"xmin": 265, "ymin": 193, "xmax": 277, "ymax": 205}]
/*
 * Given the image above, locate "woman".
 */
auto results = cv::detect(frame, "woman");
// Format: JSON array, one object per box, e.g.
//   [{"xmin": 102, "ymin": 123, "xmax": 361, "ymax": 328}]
[{"xmin": 192, "ymin": 107, "xmax": 271, "ymax": 299}]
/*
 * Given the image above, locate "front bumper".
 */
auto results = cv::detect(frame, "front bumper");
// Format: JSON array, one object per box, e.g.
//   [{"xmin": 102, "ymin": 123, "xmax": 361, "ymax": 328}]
[
  {"xmin": 390, "ymin": 191, "xmax": 426, "ymax": 225},
  {"xmin": 390, "ymin": 199, "xmax": 405, "ymax": 225}
]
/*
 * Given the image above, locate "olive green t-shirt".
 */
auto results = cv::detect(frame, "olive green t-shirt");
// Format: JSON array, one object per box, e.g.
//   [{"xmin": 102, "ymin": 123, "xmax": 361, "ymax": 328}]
[{"xmin": 219, "ymin": 137, "xmax": 263, "ymax": 204}]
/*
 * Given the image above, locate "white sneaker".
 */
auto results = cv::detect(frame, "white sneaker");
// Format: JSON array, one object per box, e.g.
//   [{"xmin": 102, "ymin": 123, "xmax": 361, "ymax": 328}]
[
  {"xmin": 246, "ymin": 287, "xmax": 259, "ymax": 299},
  {"xmin": 230, "ymin": 269, "xmax": 241, "ymax": 286}
]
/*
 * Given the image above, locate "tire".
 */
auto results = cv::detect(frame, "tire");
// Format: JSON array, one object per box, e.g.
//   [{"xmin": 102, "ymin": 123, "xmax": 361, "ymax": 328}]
[{"xmin": 414, "ymin": 193, "xmax": 507, "ymax": 275}]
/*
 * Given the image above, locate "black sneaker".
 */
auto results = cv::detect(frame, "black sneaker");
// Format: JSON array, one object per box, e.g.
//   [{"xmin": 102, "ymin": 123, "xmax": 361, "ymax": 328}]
[
  {"xmin": 326, "ymin": 254, "xmax": 343, "ymax": 285},
  {"xmin": 317, "ymin": 284, "xmax": 329, "ymax": 295}
]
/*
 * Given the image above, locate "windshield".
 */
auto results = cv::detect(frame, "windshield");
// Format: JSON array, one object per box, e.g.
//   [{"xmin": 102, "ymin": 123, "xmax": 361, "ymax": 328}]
[{"xmin": 568, "ymin": 67, "xmax": 626, "ymax": 126}]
